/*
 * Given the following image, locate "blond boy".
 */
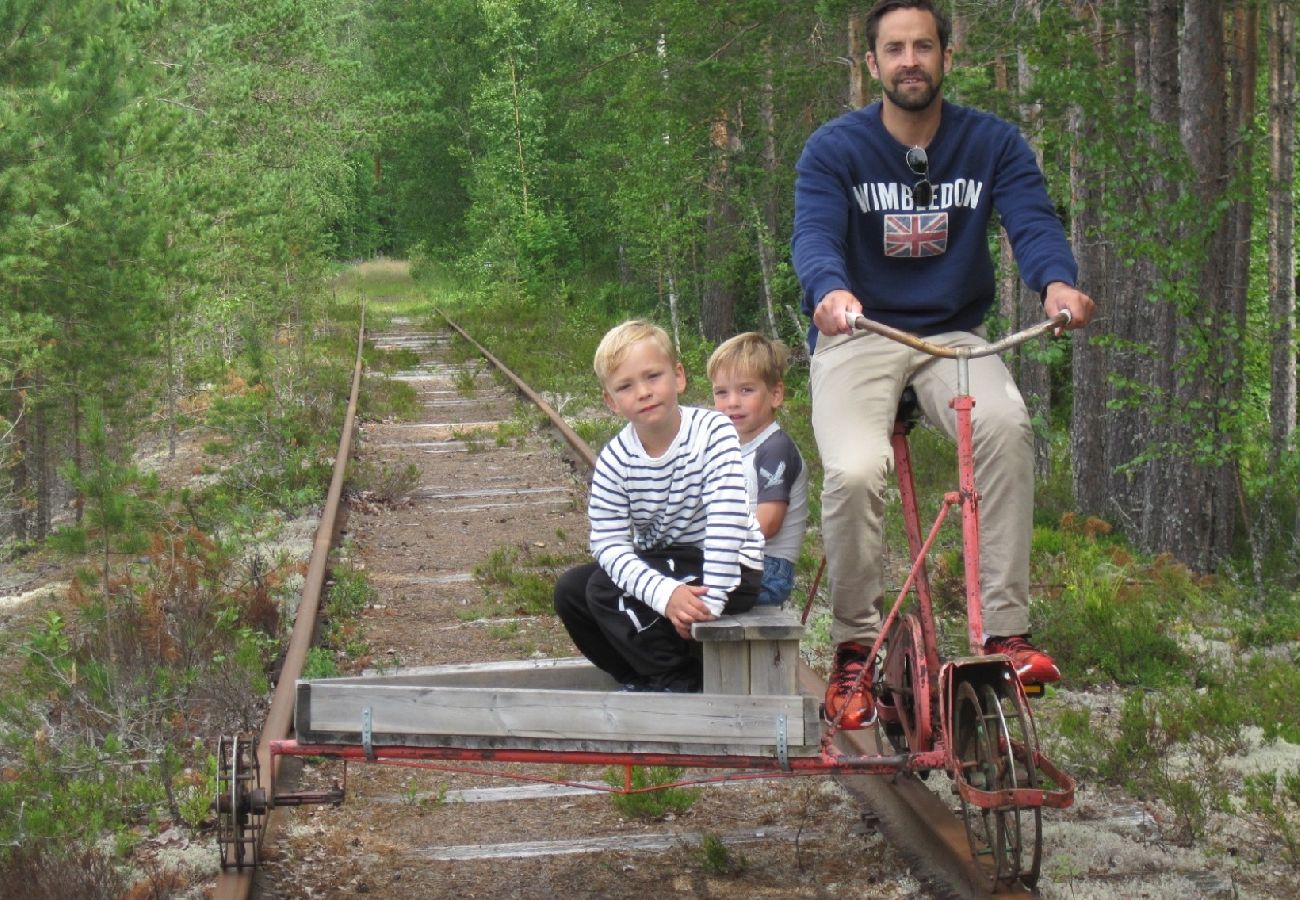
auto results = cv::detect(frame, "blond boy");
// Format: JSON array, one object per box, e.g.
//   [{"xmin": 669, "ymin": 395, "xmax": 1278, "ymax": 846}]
[
  {"xmin": 553, "ymin": 320, "xmax": 764, "ymax": 692},
  {"xmin": 708, "ymin": 333, "xmax": 808, "ymax": 606}
]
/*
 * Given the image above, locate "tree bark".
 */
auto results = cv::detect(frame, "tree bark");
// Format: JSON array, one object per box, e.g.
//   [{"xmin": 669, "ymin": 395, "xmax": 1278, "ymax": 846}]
[
  {"xmin": 1070, "ymin": 2, "xmax": 1119, "ymax": 521},
  {"xmin": 1267, "ymin": 0, "xmax": 1297, "ymax": 459},
  {"xmin": 848, "ymin": 10, "xmax": 869, "ymax": 109},
  {"xmin": 701, "ymin": 108, "xmax": 742, "ymax": 342},
  {"xmin": 1165, "ymin": 0, "xmax": 1235, "ymax": 571}
]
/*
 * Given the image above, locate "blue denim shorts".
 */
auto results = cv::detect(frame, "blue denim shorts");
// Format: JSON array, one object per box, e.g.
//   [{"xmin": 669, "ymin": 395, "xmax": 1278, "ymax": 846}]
[{"xmin": 756, "ymin": 555, "xmax": 795, "ymax": 607}]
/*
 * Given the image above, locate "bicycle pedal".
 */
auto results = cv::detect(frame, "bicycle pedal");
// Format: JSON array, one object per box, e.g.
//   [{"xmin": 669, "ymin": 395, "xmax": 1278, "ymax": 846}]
[{"xmin": 1021, "ymin": 682, "xmax": 1045, "ymax": 698}]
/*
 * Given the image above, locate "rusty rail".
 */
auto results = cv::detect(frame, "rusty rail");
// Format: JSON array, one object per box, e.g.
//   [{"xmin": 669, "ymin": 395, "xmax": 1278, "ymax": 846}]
[
  {"xmin": 213, "ymin": 304, "xmax": 367, "ymax": 900},
  {"xmin": 437, "ymin": 310, "xmax": 598, "ymax": 470}
]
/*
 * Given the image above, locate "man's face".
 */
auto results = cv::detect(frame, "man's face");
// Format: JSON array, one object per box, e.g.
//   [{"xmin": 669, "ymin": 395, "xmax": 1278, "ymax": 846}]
[{"xmin": 867, "ymin": 8, "xmax": 952, "ymax": 112}]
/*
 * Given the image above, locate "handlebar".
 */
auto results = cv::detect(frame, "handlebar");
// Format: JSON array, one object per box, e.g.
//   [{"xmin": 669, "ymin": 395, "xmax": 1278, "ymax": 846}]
[{"xmin": 845, "ymin": 309, "xmax": 1071, "ymax": 360}]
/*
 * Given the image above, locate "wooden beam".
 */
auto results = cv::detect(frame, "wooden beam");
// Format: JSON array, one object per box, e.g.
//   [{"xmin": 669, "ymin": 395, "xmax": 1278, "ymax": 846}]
[{"xmin": 296, "ymin": 681, "xmax": 821, "ymax": 755}]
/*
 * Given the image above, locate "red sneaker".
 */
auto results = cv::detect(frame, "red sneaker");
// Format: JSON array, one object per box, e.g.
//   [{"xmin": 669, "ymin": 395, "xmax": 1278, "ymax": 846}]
[
  {"xmin": 984, "ymin": 635, "xmax": 1060, "ymax": 684},
  {"xmin": 824, "ymin": 641, "xmax": 877, "ymax": 729}
]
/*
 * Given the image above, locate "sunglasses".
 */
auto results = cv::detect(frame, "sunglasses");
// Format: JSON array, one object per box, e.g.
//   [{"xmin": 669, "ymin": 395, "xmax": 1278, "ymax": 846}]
[{"xmin": 906, "ymin": 146, "xmax": 933, "ymax": 207}]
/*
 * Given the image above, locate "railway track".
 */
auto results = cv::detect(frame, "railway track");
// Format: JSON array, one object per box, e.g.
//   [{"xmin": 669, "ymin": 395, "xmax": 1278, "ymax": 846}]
[{"xmin": 214, "ymin": 305, "xmax": 1041, "ymax": 899}]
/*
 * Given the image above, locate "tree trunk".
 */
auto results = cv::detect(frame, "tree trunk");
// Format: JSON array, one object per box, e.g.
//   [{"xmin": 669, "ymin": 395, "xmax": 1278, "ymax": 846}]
[
  {"xmin": 34, "ymin": 401, "xmax": 50, "ymax": 539},
  {"xmin": 700, "ymin": 108, "xmax": 742, "ymax": 342},
  {"xmin": 755, "ymin": 39, "xmax": 780, "ymax": 335},
  {"xmin": 1162, "ymin": 0, "xmax": 1235, "ymax": 571},
  {"xmin": 1267, "ymin": 0, "xmax": 1297, "ymax": 459},
  {"xmin": 1265, "ymin": 0, "xmax": 1299, "ymax": 564},
  {"xmin": 7, "ymin": 389, "xmax": 28, "ymax": 542},
  {"xmin": 848, "ymin": 10, "xmax": 869, "ymax": 109},
  {"xmin": 1070, "ymin": 3, "xmax": 1119, "ymax": 521}
]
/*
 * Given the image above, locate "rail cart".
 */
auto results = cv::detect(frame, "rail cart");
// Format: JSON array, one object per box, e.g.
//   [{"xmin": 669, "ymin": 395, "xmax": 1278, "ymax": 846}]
[{"xmin": 216, "ymin": 314, "xmax": 1077, "ymax": 892}]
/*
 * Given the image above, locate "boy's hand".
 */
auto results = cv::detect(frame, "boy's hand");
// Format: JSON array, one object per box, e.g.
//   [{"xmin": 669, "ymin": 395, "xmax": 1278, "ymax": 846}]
[{"xmin": 665, "ymin": 584, "xmax": 716, "ymax": 639}]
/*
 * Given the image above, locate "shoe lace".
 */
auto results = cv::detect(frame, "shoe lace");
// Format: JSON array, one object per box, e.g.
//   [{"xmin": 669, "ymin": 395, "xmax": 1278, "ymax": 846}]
[{"xmin": 832, "ymin": 648, "xmax": 868, "ymax": 689}]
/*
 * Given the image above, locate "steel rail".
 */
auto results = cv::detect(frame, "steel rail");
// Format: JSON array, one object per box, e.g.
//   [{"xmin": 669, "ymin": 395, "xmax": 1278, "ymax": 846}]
[
  {"xmin": 437, "ymin": 309, "xmax": 598, "ymax": 470},
  {"xmin": 213, "ymin": 304, "xmax": 367, "ymax": 900}
]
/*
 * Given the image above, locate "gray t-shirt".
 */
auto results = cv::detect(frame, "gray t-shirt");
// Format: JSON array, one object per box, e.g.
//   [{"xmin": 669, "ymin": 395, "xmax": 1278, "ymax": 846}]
[{"xmin": 740, "ymin": 422, "xmax": 808, "ymax": 563}]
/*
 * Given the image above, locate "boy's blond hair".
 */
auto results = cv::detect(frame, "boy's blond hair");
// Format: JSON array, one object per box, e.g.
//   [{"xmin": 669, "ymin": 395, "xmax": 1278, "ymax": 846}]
[
  {"xmin": 593, "ymin": 319, "xmax": 677, "ymax": 385},
  {"xmin": 707, "ymin": 332, "xmax": 789, "ymax": 388}
]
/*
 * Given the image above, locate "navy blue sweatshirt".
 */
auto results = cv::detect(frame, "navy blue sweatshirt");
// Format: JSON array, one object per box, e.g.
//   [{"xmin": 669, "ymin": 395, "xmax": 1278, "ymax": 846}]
[{"xmin": 792, "ymin": 100, "xmax": 1078, "ymax": 338}]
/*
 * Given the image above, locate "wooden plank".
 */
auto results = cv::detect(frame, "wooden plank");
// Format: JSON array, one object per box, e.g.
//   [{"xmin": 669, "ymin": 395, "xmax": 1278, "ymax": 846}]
[
  {"xmin": 703, "ymin": 643, "xmax": 750, "ymax": 695},
  {"xmin": 297, "ymin": 682, "xmax": 819, "ymax": 752},
  {"xmin": 297, "ymin": 729, "xmax": 822, "ymax": 757},
  {"xmin": 748, "ymin": 639, "xmax": 798, "ymax": 696},
  {"xmin": 692, "ymin": 606, "xmax": 805, "ymax": 642},
  {"xmin": 409, "ymin": 826, "xmax": 811, "ymax": 861},
  {"xmin": 343, "ymin": 657, "xmax": 619, "ymax": 691}
]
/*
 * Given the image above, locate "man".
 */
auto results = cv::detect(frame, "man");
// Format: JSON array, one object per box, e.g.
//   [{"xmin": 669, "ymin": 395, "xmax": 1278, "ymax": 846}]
[{"xmin": 791, "ymin": 0, "xmax": 1096, "ymax": 728}]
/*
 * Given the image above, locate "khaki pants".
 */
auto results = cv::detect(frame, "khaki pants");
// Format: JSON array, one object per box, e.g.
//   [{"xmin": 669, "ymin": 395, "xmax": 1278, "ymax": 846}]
[{"xmin": 810, "ymin": 329, "xmax": 1034, "ymax": 646}]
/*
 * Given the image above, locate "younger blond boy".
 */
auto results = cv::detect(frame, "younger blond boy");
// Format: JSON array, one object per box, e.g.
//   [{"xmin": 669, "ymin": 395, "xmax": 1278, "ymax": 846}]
[
  {"xmin": 553, "ymin": 320, "xmax": 764, "ymax": 692},
  {"xmin": 708, "ymin": 332, "xmax": 808, "ymax": 607}
]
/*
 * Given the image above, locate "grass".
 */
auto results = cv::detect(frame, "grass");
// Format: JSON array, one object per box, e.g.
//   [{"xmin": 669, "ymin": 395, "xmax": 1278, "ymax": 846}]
[
  {"xmin": 348, "ymin": 458, "xmax": 420, "ymax": 503},
  {"xmin": 470, "ymin": 543, "xmax": 584, "ymax": 618}
]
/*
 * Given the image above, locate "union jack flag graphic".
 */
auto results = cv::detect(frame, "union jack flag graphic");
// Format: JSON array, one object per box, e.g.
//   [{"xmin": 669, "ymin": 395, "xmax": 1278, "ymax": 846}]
[{"xmin": 884, "ymin": 213, "xmax": 949, "ymax": 258}]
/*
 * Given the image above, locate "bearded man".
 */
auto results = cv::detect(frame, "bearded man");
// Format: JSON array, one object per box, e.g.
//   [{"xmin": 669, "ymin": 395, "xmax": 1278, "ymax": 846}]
[{"xmin": 791, "ymin": 0, "xmax": 1096, "ymax": 728}]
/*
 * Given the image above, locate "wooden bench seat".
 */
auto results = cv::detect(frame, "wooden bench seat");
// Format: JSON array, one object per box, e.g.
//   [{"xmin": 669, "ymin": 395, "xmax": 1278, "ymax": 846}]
[{"xmin": 692, "ymin": 605, "xmax": 804, "ymax": 696}]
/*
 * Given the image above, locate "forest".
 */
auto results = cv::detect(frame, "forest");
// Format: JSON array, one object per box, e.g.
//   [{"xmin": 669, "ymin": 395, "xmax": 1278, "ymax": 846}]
[
  {"xmin": 0, "ymin": 0, "xmax": 1298, "ymax": 887},
  {"xmin": 2, "ymin": 0, "xmax": 1296, "ymax": 580}
]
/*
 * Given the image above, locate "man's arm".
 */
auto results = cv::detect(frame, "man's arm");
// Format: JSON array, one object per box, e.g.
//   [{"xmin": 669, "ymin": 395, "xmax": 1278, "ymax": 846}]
[
  {"xmin": 811, "ymin": 288, "xmax": 862, "ymax": 337},
  {"xmin": 792, "ymin": 131, "xmax": 857, "ymax": 332}
]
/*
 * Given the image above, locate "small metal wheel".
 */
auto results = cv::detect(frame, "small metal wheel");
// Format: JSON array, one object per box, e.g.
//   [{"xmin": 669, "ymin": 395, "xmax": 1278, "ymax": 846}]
[
  {"xmin": 214, "ymin": 734, "xmax": 268, "ymax": 870},
  {"xmin": 952, "ymin": 679, "xmax": 1043, "ymax": 890},
  {"xmin": 877, "ymin": 613, "xmax": 931, "ymax": 757}
]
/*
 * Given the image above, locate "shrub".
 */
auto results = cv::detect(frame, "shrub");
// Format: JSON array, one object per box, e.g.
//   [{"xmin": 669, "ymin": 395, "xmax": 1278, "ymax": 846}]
[{"xmin": 603, "ymin": 766, "xmax": 696, "ymax": 819}]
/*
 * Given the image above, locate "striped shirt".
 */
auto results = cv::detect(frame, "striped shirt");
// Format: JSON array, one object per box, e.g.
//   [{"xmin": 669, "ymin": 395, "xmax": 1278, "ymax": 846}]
[{"xmin": 589, "ymin": 406, "xmax": 764, "ymax": 616}]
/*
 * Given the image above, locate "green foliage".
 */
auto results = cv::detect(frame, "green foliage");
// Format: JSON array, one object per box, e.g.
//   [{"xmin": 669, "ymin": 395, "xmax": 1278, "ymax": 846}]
[
  {"xmin": 696, "ymin": 832, "xmax": 746, "ymax": 876},
  {"xmin": 359, "ymin": 374, "xmax": 420, "ymax": 423},
  {"xmin": 303, "ymin": 646, "xmax": 341, "ymax": 680},
  {"xmin": 473, "ymin": 544, "xmax": 578, "ymax": 616},
  {"xmin": 603, "ymin": 766, "xmax": 697, "ymax": 819},
  {"xmin": 1243, "ymin": 769, "xmax": 1300, "ymax": 869},
  {"xmin": 315, "ymin": 564, "xmax": 374, "ymax": 663},
  {"xmin": 1030, "ymin": 519, "xmax": 1197, "ymax": 687},
  {"xmin": 50, "ymin": 401, "xmax": 164, "ymax": 592}
]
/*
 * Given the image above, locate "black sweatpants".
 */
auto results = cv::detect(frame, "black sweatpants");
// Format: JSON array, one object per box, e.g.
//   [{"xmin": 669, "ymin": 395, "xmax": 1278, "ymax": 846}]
[{"xmin": 553, "ymin": 545, "xmax": 760, "ymax": 692}]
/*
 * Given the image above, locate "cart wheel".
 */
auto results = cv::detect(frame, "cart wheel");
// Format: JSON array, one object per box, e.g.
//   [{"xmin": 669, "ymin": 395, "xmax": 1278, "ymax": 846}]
[
  {"xmin": 952, "ymin": 679, "xmax": 1043, "ymax": 890},
  {"xmin": 877, "ymin": 613, "xmax": 931, "ymax": 758},
  {"xmin": 214, "ymin": 734, "xmax": 268, "ymax": 870},
  {"xmin": 979, "ymin": 680, "xmax": 1042, "ymax": 888}
]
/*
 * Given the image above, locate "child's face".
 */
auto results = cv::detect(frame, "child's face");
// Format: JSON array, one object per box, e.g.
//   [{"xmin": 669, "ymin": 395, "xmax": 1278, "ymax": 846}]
[
  {"xmin": 711, "ymin": 367, "xmax": 783, "ymax": 443},
  {"xmin": 601, "ymin": 339, "xmax": 686, "ymax": 434}
]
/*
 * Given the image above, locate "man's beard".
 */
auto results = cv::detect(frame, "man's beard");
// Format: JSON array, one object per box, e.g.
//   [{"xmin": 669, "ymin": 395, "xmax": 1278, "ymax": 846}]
[{"xmin": 883, "ymin": 69, "xmax": 942, "ymax": 111}]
